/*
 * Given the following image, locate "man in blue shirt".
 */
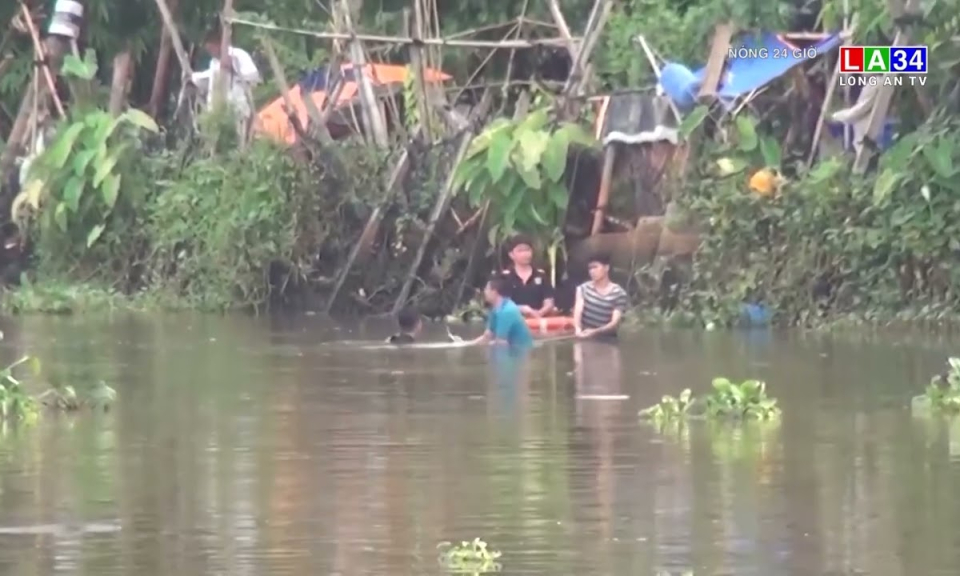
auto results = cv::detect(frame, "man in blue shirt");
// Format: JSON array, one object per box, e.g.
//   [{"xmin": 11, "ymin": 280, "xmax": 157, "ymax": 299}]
[{"xmin": 469, "ymin": 278, "xmax": 534, "ymax": 348}]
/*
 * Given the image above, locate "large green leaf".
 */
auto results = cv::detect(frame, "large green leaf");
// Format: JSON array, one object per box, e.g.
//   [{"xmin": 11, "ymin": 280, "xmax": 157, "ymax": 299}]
[
  {"xmin": 54, "ymin": 202, "xmax": 68, "ymax": 232},
  {"xmin": 466, "ymin": 118, "xmax": 510, "ymax": 159},
  {"xmin": 555, "ymin": 123, "xmax": 596, "ymax": 148},
  {"xmin": 547, "ymin": 182, "xmax": 568, "ymax": 209},
  {"xmin": 516, "ymin": 130, "xmax": 549, "ymax": 173},
  {"xmin": 873, "ymin": 169, "xmax": 899, "ymax": 204},
  {"xmin": 516, "ymin": 164, "xmax": 541, "ymax": 189},
  {"xmin": 62, "ymin": 176, "xmax": 85, "ymax": 212},
  {"xmin": 42, "ymin": 122, "xmax": 86, "ymax": 171},
  {"xmin": 517, "ymin": 109, "xmax": 549, "ymax": 133},
  {"xmin": 72, "ymin": 149, "xmax": 97, "ymax": 175},
  {"xmin": 86, "ymin": 223, "xmax": 106, "ymax": 248},
  {"xmin": 923, "ymin": 142, "xmax": 956, "ymax": 178},
  {"xmin": 120, "ymin": 108, "xmax": 160, "ymax": 132},
  {"xmin": 759, "ymin": 136, "xmax": 782, "ymax": 168},
  {"xmin": 542, "ymin": 129, "xmax": 570, "ymax": 183},
  {"xmin": 679, "ymin": 105, "xmax": 710, "ymax": 138},
  {"xmin": 101, "ymin": 173, "xmax": 121, "ymax": 208},
  {"xmin": 735, "ymin": 115, "xmax": 758, "ymax": 151},
  {"xmin": 452, "ymin": 157, "xmax": 486, "ymax": 195},
  {"xmin": 485, "ymin": 132, "xmax": 513, "ymax": 183}
]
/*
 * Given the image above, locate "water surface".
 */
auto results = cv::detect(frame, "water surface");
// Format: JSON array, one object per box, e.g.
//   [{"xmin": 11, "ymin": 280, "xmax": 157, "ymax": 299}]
[{"xmin": 0, "ymin": 314, "xmax": 958, "ymax": 575}]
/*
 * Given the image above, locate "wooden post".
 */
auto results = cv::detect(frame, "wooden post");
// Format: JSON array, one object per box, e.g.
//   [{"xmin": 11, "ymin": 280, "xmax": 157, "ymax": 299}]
[
  {"xmin": 340, "ymin": 0, "xmax": 390, "ymax": 148},
  {"xmin": 591, "ymin": 144, "xmax": 617, "ymax": 235},
  {"xmin": 324, "ymin": 143, "xmax": 416, "ymax": 313},
  {"xmin": 559, "ymin": 0, "xmax": 612, "ymax": 116},
  {"xmin": 404, "ymin": 6, "xmax": 433, "ymax": 138},
  {"xmin": 392, "ymin": 130, "xmax": 473, "ymax": 314},
  {"xmin": 698, "ymin": 23, "xmax": 733, "ymax": 102},
  {"xmin": 852, "ymin": 0, "xmax": 919, "ymax": 173},
  {"xmin": 147, "ymin": 0, "xmax": 178, "ymax": 117},
  {"xmin": 108, "ymin": 48, "xmax": 133, "ymax": 115},
  {"xmin": 0, "ymin": 4, "xmax": 75, "ymax": 187},
  {"xmin": 212, "ymin": 0, "xmax": 234, "ymax": 111}
]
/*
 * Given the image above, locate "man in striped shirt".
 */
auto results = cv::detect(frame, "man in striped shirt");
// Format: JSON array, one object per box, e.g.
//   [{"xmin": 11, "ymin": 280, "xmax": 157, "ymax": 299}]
[{"xmin": 573, "ymin": 254, "xmax": 628, "ymax": 340}]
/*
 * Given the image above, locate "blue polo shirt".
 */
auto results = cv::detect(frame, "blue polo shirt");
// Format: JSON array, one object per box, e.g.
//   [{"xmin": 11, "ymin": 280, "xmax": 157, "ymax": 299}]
[{"xmin": 486, "ymin": 298, "xmax": 534, "ymax": 348}]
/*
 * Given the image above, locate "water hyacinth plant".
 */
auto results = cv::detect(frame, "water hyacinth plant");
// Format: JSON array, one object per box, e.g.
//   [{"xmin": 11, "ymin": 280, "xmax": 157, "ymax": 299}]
[
  {"xmin": 912, "ymin": 357, "xmax": 960, "ymax": 414},
  {"xmin": 705, "ymin": 378, "xmax": 780, "ymax": 420},
  {"xmin": 437, "ymin": 538, "xmax": 502, "ymax": 573},
  {"xmin": 639, "ymin": 378, "xmax": 780, "ymax": 424}
]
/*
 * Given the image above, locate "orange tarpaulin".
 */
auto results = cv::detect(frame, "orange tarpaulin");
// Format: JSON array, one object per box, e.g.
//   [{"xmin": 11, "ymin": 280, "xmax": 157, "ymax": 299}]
[{"xmin": 255, "ymin": 63, "xmax": 451, "ymax": 144}]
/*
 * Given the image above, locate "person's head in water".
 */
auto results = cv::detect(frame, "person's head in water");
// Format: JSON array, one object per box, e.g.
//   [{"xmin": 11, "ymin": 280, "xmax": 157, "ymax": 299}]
[
  {"xmin": 484, "ymin": 277, "xmax": 509, "ymax": 306},
  {"xmin": 397, "ymin": 306, "xmax": 422, "ymax": 335},
  {"xmin": 587, "ymin": 254, "xmax": 611, "ymax": 283},
  {"xmin": 507, "ymin": 234, "xmax": 534, "ymax": 267},
  {"xmin": 203, "ymin": 24, "xmax": 223, "ymax": 58}
]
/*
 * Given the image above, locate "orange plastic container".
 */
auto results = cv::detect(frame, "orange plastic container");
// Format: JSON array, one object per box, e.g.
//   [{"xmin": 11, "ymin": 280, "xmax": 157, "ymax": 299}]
[{"xmin": 525, "ymin": 316, "xmax": 575, "ymax": 334}]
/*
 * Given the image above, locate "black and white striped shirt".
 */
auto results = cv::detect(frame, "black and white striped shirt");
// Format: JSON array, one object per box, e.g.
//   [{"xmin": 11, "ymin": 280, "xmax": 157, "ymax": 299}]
[{"xmin": 578, "ymin": 281, "xmax": 628, "ymax": 332}]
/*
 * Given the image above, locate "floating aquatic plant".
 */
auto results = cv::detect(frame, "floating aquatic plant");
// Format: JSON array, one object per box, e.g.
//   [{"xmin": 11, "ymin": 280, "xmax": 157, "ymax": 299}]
[
  {"xmin": 437, "ymin": 538, "xmax": 502, "ymax": 573},
  {"xmin": 912, "ymin": 357, "xmax": 960, "ymax": 414},
  {"xmin": 704, "ymin": 378, "xmax": 780, "ymax": 420},
  {"xmin": 639, "ymin": 378, "xmax": 780, "ymax": 424}
]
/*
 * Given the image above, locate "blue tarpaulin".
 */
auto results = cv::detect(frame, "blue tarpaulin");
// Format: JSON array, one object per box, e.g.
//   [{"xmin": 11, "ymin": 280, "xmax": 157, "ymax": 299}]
[{"xmin": 661, "ymin": 32, "xmax": 842, "ymax": 111}]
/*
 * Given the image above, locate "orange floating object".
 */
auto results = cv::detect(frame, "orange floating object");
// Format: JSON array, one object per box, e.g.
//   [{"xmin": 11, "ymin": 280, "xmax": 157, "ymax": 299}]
[
  {"xmin": 255, "ymin": 62, "xmax": 451, "ymax": 144},
  {"xmin": 525, "ymin": 316, "xmax": 576, "ymax": 334}
]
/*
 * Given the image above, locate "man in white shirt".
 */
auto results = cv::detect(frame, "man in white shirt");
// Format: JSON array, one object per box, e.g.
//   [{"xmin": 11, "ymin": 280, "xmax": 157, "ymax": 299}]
[{"xmin": 190, "ymin": 26, "xmax": 261, "ymax": 140}]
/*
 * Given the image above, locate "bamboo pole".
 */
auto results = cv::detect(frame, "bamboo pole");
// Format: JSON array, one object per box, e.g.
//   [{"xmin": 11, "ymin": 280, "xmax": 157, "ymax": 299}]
[
  {"xmin": 324, "ymin": 138, "xmax": 417, "ymax": 313},
  {"xmin": 147, "ymin": 18, "xmax": 174, "ymax": 117},
  {"xmin": 339, "ymin": 0, "xmax": 390, "ymax": 148},
  {"xmin": 452, "ymin": 202, "xmax": 489, "ymax": 308},
  {"xmin": 226, "ymin": 17, "xmax": 578, "ymax": 49},
  {"xmin": 404, "ymin": 5, "xmax": 433, "ymax": 137},
  {"xmin": 213, "ymin": 0, "xmax": 234, "ymax": 110},
  {"xmin": 392, "ymin": 130, "xmax": 473, "ymax": 314},
  {"xmin": 546, "ymin": 0, "xmax": 578, "ymax": 59},
  {"xmin": 151, "ymin": 0, "xmax": 193, "ymax": 78},
  {"xmin": 260, "ymin": 37, "xmax": 332, "ymax": 143},
  {"xmin": 0, "ymin": 6, "xmax": 73, "ymax": 186},
  {"xmin": 591, "ymin": 143, "xmax": 617, "ymax": 235},
  {"xmin": 19, "ymin": 3, "xmax": 65, "ymax": 118}
]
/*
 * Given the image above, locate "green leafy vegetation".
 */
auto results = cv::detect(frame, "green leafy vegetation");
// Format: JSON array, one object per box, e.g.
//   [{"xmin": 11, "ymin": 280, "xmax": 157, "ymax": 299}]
[
  {"xmin": 913, "ymin": 358, "xmax": 960, "ymax": 414},
  {"xmin": 455, "ymin": 106, "xmax": 595, "ymax": 244},
  {"xmin": 437, "ymin": 538, "xmax": 502, "ymax": 573},
  {"xmin": 640, "ymin": 377, "xmax": 779, "ymax": 424},
  {"xmin": 0, "ymin": 356, "xmax": 114, "ymax": 422},
  {"xmin": 704, "ymin": 377, "xmax": 780, "ymax": 420}
]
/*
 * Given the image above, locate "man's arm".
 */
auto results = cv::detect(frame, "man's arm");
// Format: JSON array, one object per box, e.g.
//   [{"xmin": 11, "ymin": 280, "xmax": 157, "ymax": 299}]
[
  {"xmin": 537, "ymin": 272, "xmax": 556, "ymax": 316},
  {"xmin": 585, "ymin": 288, "xmax": 628, "ymax": 335},
  {"xmin": 572, "ymin": 286, "xmax": 584, "ymax": 334},
  {"xmin": 469, "ymin": 311, "xmax": 496, "ymax": 345}
]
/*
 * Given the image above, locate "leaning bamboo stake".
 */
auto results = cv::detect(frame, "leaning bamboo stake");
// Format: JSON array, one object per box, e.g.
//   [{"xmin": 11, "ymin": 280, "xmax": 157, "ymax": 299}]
[
  {"xmin": 452, "ymin": 201, "xmax": 489, "ymax": 308},
  {"xmin": 151, "ymin": 0, "xmax": 193, "ymax": 78},
  {"xmin": 404, "ymin": 6, "xmax": 433, "ymax": 138},
  {"xmin": 324, "ymin": 136, "xmax": 418, "ymax": 313},
  {"xmin": 260, "ymin": 37, "xmax": 332, "ymax": 143},
  {"xmin": 0, "ymin": 4, "xmax": 73, "ymax": 185},
  {"xmin": 19, "ymin": 3, "xmax": 65, "ymax": 118},
  {"xmin": 227, "ymin": 17, "xmax": 578, "ymax": 49},
  {"xmin": 392, "ymin": 130, "xmax": 473, "ymax": 314},
  {"xmin": 546, "ymin": 0, "xmax": 578, "ymax": 60}
]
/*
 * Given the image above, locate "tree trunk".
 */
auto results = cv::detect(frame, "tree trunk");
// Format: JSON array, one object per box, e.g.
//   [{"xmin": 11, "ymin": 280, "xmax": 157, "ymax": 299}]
[
  {"xmin": 147, "ymin": 0, "xmax": 178, "ymax": 117},
  {"xmin": 108, "ymin": 48, "xmax": 133, "ymax": 115}
]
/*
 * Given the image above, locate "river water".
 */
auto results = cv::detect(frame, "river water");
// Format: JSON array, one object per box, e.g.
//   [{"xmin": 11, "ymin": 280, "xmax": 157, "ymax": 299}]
[{"xmin": 0, "ymin": 314, "xmax": 957, "ymax": 575}]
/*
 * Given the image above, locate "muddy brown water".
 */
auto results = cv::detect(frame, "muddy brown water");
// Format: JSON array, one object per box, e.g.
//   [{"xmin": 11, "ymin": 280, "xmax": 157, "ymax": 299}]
[{"xmin": 0, "ymin": 314, "xmax": 958, "ymax": 575}]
